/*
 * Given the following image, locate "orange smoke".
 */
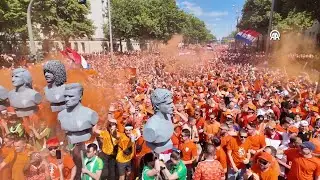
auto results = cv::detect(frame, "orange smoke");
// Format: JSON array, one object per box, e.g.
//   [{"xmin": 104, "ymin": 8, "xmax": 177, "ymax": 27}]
[{"xmin": 0, "ymin": 62, "xmax": 123, "ymax": 126}]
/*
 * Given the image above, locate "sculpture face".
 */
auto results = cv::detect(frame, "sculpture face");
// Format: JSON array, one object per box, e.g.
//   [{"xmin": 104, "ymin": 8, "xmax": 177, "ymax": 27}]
[
  {"xmin": 151, "ymin": 88, "xmax": 173, "ymax": 115},
  {"xmin": 43, "ymin": 60, "xmax": 67, "ymax": 86},
  {"xmin": 44, "ymin": 71, "xmax": 55, "ymax": 84},
  {"xmin": 65, "ymin": 88, "xmax": 81, "ymax": 109},
  {"xmin": 12, "ymin": 73, "xmax": 24, "ymax": 87},
  {"xmin": 157, "ymin": 97, "xmax": 174, "ymax": 115}
]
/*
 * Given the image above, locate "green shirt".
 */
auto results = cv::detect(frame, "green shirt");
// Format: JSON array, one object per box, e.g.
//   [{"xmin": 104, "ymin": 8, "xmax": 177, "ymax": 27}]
[
  {"xmin": 142, "ymin": 166, "xmax": 156, "ymax": 180},
  {"xmin": 82, "ymin": 156, "xmax": 104, "ymax": 180},
  {"xmin": 170, "ymin": 160, "xmax": 187, "ymax": 180}
]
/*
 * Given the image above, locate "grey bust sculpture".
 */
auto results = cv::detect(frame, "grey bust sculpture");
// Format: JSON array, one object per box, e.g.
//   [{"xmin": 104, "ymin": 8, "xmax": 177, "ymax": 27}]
[
  {"xmin": 43, "ymin": 60, "xmax": 67, "ymax": 112},
  {"xmin": 58, "ymin": 83, "xmax": 98, "ymax": 144},
  {"xmin": 0, "ymin": 86, "xmax": 9, "ymax": 111},
  {"xmin": 8, "ymin": 68, "xmax": 42, "ymax": 117},
  {"xmin": 143, "ymin": 88, "xmax": 174, "ymax": 153}
]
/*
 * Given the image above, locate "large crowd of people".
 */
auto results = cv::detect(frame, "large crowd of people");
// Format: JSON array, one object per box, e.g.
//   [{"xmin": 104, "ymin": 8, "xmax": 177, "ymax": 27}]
[{"xmin": 0, "ymin": 48, "xmax": 320, "ymax": 180}]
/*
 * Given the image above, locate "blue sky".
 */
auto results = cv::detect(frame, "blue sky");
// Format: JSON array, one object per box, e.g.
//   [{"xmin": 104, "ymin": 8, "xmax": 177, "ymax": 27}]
[{"xmin": 176, "ymin": 0, "xmax": 246, "ymax": 40}]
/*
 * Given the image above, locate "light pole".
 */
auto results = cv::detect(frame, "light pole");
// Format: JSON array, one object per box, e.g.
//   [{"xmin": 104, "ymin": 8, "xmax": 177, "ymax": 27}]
[
  {"xmin": 266, "ymin": 0, "xmax": 275, "ymax": 54},
  {"xmin": 107, "ymin": 0, "xmax": 114, "ymax": 64},
  {"xmin": 27, "ymin": 0, "xmax": 36, "ymax": 55}
]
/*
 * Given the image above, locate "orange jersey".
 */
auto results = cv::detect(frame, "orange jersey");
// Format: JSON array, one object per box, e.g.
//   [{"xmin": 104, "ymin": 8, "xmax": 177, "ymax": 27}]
[{"xmin": 226, "ymin": 137, "xmax": 252, "ymax": 169}]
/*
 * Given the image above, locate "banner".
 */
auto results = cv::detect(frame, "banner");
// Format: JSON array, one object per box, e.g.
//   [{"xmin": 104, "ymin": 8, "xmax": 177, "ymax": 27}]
[{"xmin": 235, "ymin": 30, "xmax": 260, "ymax": 45}]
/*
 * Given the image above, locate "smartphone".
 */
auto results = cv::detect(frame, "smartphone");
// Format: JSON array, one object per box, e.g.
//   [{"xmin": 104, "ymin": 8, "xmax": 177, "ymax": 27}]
[{"xmin": 56, "ymin": 150, "xmax": 62, "ymax": 160}]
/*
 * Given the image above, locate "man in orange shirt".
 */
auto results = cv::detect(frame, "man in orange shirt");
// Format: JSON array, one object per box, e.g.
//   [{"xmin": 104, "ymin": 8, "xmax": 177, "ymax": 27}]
[
  {"xmin": 179, "ymin": 128, "xmax": 197, "ymax": 180},
  {"xmin": 286, "ymin": 141, "xmax": 320, "ymax": 180},
  {"xmin": 204, "ymin": 114, "xmax": 220, "ymax": 142},
  {"xmin": 46, "ymin": 137, "xmax": 76, "ymax": 180},
  {"xmin": 0, "ymin": 134, "xmax": 15, "ymax": 180},
  {"xmin": 246, "ymin": 152, "xmax": 279, "ymax": 180},
  {"xmin": 227, "ymin": 129, "xmax": 252, "ymax": 180},
  {"xmin": 246, "ymin": 122, "xmax": 266, "ymax": 153},
  {"xmin": 11, "ymin": 137, "xmax": 31, "ymax": 180},
  {"xmin": 194, "ymin": 110, "xmax": 206, "ymax": 145},
  {"xmin": 212, "ymin": 137, "xmax": 227, "ymax": 173}
]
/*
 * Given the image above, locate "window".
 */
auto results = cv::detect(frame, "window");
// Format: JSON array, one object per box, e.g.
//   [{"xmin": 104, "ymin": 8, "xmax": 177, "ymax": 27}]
[
  {"xmin": 81, "ymin": 42, "xmax": 85, "ymax": 53},
  {"xmin": 74, "ymin": 42, "xmax": 78, "ymax": 51}
]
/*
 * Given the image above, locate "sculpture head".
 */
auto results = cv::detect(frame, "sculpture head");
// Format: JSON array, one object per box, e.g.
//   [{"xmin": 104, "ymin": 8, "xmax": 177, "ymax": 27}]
[
  {"xmin": 64, "ymin": 83, "xmax": 83, "ymax": 110},
  {"xmin": 12, "ymin": 68, "xmax": 32, "ymax": 88},
  {"xmin": 151, "ymin": 88, "xmax": 173, "ymax": 115},
  {"xmin": 43, "ymin": 60, "xmax": 67, "ymax": 86}
]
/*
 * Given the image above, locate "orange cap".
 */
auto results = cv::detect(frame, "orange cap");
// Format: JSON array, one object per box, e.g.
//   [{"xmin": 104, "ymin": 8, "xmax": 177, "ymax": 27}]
[
  {"xmin": 258, "ymin": 152, "xmax": 273, "ymax": 163},
  {"xmin": 46, "ymin": 137, "xmax": 59, "ymax": 147},
  {"xmin": 288, "ymin": 126, "xmax": 299, "ymax": 133}
]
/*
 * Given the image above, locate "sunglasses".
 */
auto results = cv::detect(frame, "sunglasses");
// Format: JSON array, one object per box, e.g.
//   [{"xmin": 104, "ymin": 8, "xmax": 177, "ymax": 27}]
[
  {"xmin": 48, "ymin": 146, "xmax": 58, "ymax": 151},
  {"xmin": 240, "ymin": 136, "xmax": 247, "ymax": 139},
  {"xmin": 258, "ymin": 159, "xmax": 269, "ymax": 166}
]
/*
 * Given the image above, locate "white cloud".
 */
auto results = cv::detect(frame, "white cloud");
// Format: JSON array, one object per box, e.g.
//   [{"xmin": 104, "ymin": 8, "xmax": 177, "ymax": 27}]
[{"xmin": 180, "ymin": 1, "xmax": 228, "ymax": 17}]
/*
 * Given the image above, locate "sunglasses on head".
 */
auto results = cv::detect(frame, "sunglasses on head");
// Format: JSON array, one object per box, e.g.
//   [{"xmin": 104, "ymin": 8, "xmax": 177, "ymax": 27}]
[{"xmin": 48, "ymin": 146, "xmax": 58, "ymax": 151}]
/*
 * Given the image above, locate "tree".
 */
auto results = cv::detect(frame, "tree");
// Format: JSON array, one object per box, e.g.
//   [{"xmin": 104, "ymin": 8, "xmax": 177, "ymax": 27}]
[
  {"xmin": 281, "ymin": 0, "xmax": 320, "ymax": 23},
  {"xmin": 52, "ymin": 0, "xmax": 94, "ymax": 46},
  {"xmin": 276, "ymin": 11, "xmax": 313, "ymax": 32},
  {"xmin": 181, "ymin": 13, "xmax": 214, "ymax": 44},
  {"xmin": 238, "ymin": 0, "xmax": 281, "ymax": 34},
  {"xmin": 227, "ymin": 31, "xmax": 238, "ymax": 38},
  {"xmin": 0, "ymin": 0, "xmax": 29, "ymax": 54},
  {"xmin": 0, "ymin": 0, "xmax": 95, "ymax": 53}
]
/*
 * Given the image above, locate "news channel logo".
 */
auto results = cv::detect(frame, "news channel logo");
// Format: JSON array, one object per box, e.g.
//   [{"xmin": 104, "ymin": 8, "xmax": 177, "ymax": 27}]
[{"xmin": 270, "ymin": 30, "xmax": 280, "ymax": 41}]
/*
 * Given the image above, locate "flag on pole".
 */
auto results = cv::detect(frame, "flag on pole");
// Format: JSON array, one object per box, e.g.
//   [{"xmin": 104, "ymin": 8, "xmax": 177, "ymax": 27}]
[
  {"xmin": 235, "ymin": 30, "xmax": 260, "ymax": 45},
  {"xmin": 61, "ymin": 48, "xmax": 89, "ymax": 69}
]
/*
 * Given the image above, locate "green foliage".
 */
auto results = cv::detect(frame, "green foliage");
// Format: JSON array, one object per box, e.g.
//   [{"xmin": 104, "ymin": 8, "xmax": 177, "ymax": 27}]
[
  {"xmin": 181, "ymin": 13, "xmax": 214, "ymax": 44},
  {"xmin": 239, "ymin": 0, "xmax": 316, "ymax": 35},
  {"xmin": 276, "ymin": 11, "xmax": 314, "ymax": 32},
  {"xmin": 238, "ymin": 0, "xmax": 281, "ymax": 34},
  {"xmin": 105, "ymin": 0, "xmax": 214, "ymax": 44},
  {"xmin": 0, "ymin": 0, "xmax": 94, "ymax": 53}
]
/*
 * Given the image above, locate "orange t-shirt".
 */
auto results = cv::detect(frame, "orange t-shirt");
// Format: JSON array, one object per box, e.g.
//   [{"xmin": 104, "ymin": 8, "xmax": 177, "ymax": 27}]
[
  {"xmin": 215, "ymin": 147, "xmax": 227, "ymax": 170},
  {"xmin": 204, "ymin": 121, "xmax": 220, "ymax": 141},
  {"xmin": 0, "ymin": 146, "xmax": 14, "ymax": 180},
  {"xmin": 12, "ymin": 150, "xmax": 30, "ymax": 180},
  {"xmin": 179, "ymin": 141, "xmax": 197, "ymax": 162},
  {"xmin": 287, "ymin": 151, "xmax": 320, "ymax": 180},
  {"xmin": 135, "ymin": 137, "xmax": 151, "ymax": 157},
  {"xmin": 47, "ymin": 153, "xmax": 75, "ymax": 180},
  {"xmin": 226, "ymin": 137, "xmax": 252, "ymax": 169},
  {"xmin": 221, "ymin": 135, "xmax": 232, "ymax": 149},
  {"xmin": 251, "ymin": 163, "xmax": 279, "ymax": 180},
  {"xmin": 310, "ymin": 138, "xmax": 320, "ymax": 154},
  {"xmin": 171, "ymin": 133, "xmax": 180, "ymax": 149},
  {"xmin": 248, "ymin": 134, "xmax": 266, "ymax": 151},
  {"xmin": 252, "ymin": 152, "xmax": 280, "ymax": 175}
]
